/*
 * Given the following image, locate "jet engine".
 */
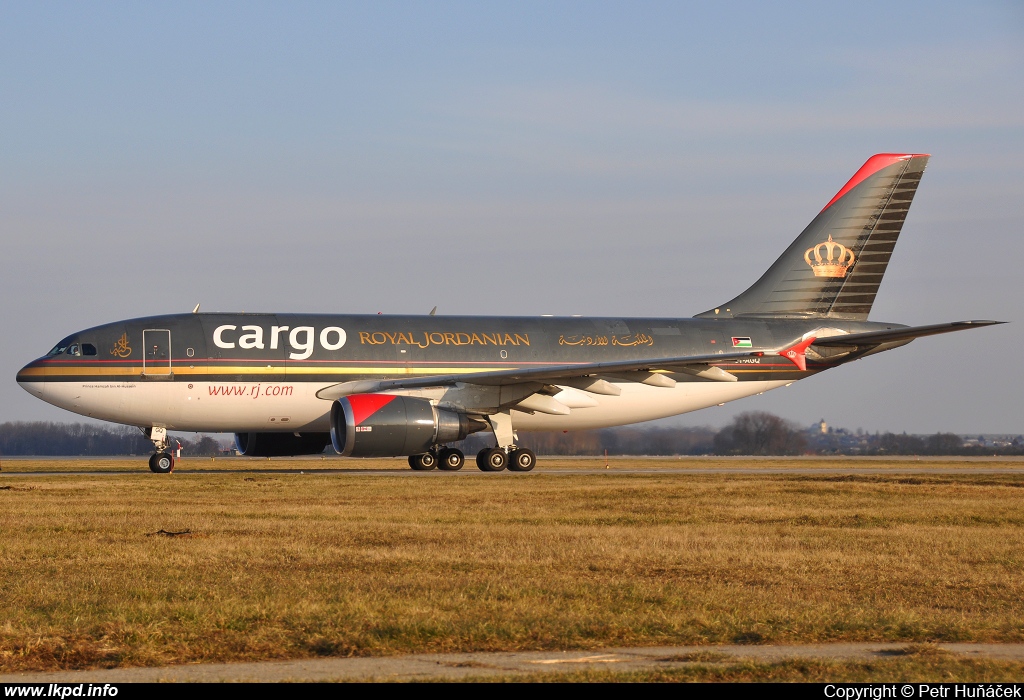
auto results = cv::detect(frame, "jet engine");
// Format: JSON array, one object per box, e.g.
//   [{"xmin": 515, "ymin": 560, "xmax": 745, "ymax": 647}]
[
  {"xmin": 234, "ymin": 432, "xmax": 332, "ymax": 457},
  {"xmin": 331, "ymin": 394, "xmax": 479, "ymax": 457}
]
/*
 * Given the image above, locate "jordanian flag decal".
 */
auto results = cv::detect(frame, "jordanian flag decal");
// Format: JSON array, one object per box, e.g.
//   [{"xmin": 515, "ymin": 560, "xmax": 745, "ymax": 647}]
[{"xmin": 731, "ymin": 337, "xmax": 752, "ymax": 348}]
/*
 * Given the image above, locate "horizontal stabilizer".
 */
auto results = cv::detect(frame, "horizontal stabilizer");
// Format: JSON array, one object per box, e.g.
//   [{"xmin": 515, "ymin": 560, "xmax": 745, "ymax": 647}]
[{"xmin": 812, "ymin": 320, "xmax": 1004, "ymax": 347}]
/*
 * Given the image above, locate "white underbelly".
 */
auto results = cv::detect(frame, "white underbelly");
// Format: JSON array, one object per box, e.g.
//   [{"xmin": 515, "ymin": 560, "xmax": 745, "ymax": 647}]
[
  {"xmin": 23, "ymin": 380, "xmax": 334, "ymax": 432},
  {"xmin": 513, "ymin": 379, "xmax": 789, "ymax": 431},
  {"xmin": 23, "ymin": 379, "xmax": 789, "ymax": 434}
]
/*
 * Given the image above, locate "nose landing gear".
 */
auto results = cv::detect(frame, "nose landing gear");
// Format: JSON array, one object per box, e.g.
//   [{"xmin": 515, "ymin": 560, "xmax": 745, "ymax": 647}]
[
  {"xmin": 149, "ymin": 452, "xmax": 175, "ymax": 473},
  {"xmin": 144, "ymin": 426, "xmax": 175, "ymax": 474}
]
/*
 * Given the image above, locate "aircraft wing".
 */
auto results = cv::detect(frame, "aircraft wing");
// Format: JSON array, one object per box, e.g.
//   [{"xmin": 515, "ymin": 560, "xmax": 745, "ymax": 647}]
[
  {"xmin": 316, "ymin": 347, "xmax": 768, "ymax": 400},
  {"xmin": 316, "ymin": 319, "xmax": 1003, "ymax": 402},
  {"xmin": 812, "ymin": 320, "xmax": 1003, "ymax": 347}
]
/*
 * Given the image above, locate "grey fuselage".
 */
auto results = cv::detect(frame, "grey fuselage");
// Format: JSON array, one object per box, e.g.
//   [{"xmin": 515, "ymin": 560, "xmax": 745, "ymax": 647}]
[{"xmin": 17, "ymin": 312, "xmax": 902, "ymax": 434}]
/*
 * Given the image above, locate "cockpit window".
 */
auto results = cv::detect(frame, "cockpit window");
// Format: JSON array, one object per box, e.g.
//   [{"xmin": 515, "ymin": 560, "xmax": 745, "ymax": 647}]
[
  {"xmin": 47, "ymin": 335, "xmax": 77, "ymax": 356},
  {"xmin": 46, "ymin": 341, "xmax": 97, "ymax": 356}
]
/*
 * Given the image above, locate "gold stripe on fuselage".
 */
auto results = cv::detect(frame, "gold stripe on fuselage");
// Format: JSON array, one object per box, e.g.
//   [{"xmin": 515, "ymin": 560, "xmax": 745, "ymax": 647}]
[
  {"xmin": 17, "ymin": 365, "xmax": 513, "ymax": 378},
  {"xmin": 18, "ymin": 364, "xmax": 804, "ymax": 382}
]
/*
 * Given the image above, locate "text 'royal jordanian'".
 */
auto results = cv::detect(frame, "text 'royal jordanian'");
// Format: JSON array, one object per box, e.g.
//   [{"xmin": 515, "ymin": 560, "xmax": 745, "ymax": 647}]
[{"xmin": 17, "ymin": 154, "xmax": 1003, "ymax": 473}]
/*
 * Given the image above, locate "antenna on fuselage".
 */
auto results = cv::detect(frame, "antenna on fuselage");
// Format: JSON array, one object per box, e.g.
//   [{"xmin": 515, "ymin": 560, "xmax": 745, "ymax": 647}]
[{"xmin": 192, "ymin": 303, "xmax": 201, "ymax": 314}]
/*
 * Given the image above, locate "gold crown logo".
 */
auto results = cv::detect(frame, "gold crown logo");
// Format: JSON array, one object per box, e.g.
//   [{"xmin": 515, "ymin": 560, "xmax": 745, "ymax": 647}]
[{"xmin": 804, "ymin": 235, "xmax": 855, "ymax": 278}]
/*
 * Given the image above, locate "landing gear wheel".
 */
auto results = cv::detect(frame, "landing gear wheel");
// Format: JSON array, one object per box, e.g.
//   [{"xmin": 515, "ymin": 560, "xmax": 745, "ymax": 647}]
[
  {"xmin": 477, "ymin": 447, "xmax": 507, "ymax": 472},
  {"xmin": 438, "ymin": 448, "xmax": 465, "ymax": 471},
  {"xmin": 508, "ymin": 448, "xmax": 536, "ymax": 472},
  {"xmin": 409, "ymin": 452, "xmax": 437, "ymax": 471},
  {"xmin": 149, "ymin": 452, "xmax": 174, "ymax": 474}
]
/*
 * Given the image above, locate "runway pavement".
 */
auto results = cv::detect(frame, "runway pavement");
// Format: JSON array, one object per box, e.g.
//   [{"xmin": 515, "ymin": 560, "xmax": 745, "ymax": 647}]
[
  {"xmin": 3, "ymin": 644, "xmax": 1024, "ymax": 682},
  {"xmin": 4, "ymin": 466, "xmax": 1024, "ymax": 477}
]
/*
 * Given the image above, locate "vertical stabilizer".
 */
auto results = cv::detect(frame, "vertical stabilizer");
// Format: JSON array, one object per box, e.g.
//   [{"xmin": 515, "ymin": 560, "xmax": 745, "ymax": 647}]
[{"xmin": 698, "ymin": 153, "xmax": 930, "ymax": 320}]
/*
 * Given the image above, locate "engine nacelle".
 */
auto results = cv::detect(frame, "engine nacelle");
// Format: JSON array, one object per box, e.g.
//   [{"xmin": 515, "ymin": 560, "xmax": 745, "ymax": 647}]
[
  {"xmin": 234, "ymin": 432, "xmax": 331, "ymax": 457},
  {"xmin": 331, "ymin": 394, "xmax": 475, "ymax": 457}
]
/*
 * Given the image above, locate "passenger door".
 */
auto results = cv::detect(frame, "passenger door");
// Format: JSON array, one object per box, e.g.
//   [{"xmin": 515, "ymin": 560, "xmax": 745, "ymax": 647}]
[{"xmin": 142, "ymin": 329, "xmax": 173, "ymax": 379}]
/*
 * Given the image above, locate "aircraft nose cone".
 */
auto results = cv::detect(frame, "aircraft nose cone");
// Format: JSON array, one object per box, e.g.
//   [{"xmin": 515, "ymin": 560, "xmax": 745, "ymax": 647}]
[{"xmin": 16, "ymin": 358, "xmax": 44, "ymax": 390}]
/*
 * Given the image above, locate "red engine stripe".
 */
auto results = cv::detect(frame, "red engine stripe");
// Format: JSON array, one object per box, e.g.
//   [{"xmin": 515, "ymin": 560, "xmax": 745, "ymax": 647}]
[{"xmin": 347, "ymin": 394, "xmax": 398, "ymax": 425}]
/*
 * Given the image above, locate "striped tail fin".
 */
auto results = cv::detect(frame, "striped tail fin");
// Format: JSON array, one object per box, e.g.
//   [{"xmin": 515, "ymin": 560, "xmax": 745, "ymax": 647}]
[{"xmin": 698, "ymin": 153, "xmax": 930, "ymax": 320}]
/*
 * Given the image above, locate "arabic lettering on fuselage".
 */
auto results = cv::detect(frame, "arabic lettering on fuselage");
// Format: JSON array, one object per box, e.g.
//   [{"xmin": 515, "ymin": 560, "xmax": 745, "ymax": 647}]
[
  {"xmin": 558, "ymin": 333, "xmax": 653, "ymax": 347},
  {"xmin": 110, "ymin": 333, "xmax": 132, "ymax": 358},
  {"xmin": 358, "ymin": 331, "xmax": 530, "ymax": 348}
]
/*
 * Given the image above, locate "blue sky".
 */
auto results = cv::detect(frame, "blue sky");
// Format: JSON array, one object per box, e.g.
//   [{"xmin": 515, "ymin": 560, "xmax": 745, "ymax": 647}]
[{"xmin": 2, "ymin": 1, "xmax": 1022, "ymax": 433}]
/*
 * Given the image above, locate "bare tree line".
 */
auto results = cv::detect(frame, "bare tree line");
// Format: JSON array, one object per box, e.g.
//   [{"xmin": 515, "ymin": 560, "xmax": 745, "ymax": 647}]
[
  {"xmin": 458, "ymin": 411, "xmax": 1022, "ymax": 457},
  {"xmin": 1, "ymin": 414, "xmax": 1020, "ymax": 457},
  {"xmin": 0, "ymin": 422, "xmax": 223, "ymax": 456}
]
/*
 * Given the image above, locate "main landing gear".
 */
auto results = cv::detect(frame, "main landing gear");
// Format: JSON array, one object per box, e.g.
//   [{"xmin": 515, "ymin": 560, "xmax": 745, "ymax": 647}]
[
  {"xmin": 407, "ymin": 445, "xmax": 535, "ymax": 472},
  {"xmin": 408, "ymin": 447, "xmax": 465, "ymax": 471},
  {"xmin": 475, "ymin": 446, "xmax": 536, "ymax": 472},
  {"xmin": 475, "ymin": 411, "xmax": 534, "ymax": 472},
  {"xmin": 406, "ymin": 411, "xmax": 536, "ymax": 473},
  {"xmin": 144, "ymin": 426, "xmax": 175, "ymax": 474}
]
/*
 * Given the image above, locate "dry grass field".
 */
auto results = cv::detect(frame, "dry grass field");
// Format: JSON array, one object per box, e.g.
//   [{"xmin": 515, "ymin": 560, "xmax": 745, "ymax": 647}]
[{"xmin": 2, "ymin": 459, "xmax": 1024, "ymax": 681}]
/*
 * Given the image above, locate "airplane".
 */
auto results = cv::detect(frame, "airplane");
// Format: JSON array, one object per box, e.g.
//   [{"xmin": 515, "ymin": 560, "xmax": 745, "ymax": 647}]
[{"xmin": 16, "ymin": 153, "xmax": 1002, "ymax": 473}]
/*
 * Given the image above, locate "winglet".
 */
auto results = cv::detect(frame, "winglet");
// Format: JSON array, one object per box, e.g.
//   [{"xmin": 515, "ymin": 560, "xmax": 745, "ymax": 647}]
[{"xmin": 779, "ymin": 336, "xmax": 816, "ymax": 371}]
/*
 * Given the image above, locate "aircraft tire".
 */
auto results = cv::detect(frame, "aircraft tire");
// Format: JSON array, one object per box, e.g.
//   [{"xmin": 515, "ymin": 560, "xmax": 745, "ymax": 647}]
[
  {"xmin": 507, "ymin": 448, "xmax": 536, "ymax": 472},
  {"xmin": 149, "ymin": 452, "xmax": 174, "ymax": 474},
  {"xmin": 409, "ymin": 453, "xmax": 437, "ymax": 471},
  {"xmin": 438, "ymin": 448, "xmax": 464, "ymax": 471},
  {"xmin": 478, "ymin": 447, "xmax": 507, "ymax": 472}
]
